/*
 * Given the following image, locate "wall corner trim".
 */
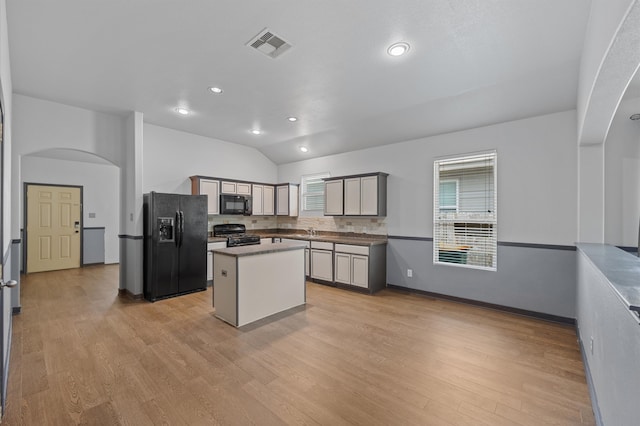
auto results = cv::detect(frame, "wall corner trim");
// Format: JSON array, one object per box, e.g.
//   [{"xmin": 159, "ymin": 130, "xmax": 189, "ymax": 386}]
[
  {"xmin": 117, "ymin": 234, "xmax": 143, "ymax": 240},
  {"xmin": 117, "ymin": 288, "xmax": 143, "ymax": 300},
  {"xmin": 576, "ymin": 324, "xmax": 604, "ymax": 426}
]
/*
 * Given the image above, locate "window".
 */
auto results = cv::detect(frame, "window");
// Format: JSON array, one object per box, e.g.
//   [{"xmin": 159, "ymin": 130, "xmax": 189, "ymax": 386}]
[
  {"xmin": 433, "ymin": 152, "xmax": 497, "ymax": 270},
  {"xmin": 301, "ymin": 172, "xmax": 330, "ymax": 214},
  {"xmin": 439, "ymin": 180, "xmax": 459, "ymax": 212}
]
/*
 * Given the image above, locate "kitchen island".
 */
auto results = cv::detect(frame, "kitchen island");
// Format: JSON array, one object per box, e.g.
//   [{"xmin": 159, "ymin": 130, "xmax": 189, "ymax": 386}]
[{"xmin": 212, "ymin": 242, "xmax": 306, "ymax": 327}]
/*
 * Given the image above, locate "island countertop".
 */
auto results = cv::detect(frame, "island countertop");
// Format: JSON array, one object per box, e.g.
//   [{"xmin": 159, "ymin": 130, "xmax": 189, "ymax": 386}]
[
  {"xmin": 212, "ymin": 241, "xmax": 306, "ymax": 257},
  {"xmin": 577, "ymin": 243, "xmax": 640, "ymax": 313}
]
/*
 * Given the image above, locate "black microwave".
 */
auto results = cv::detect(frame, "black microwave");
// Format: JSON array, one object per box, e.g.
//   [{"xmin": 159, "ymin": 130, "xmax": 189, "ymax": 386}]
[{"xmin": 220, "ymin": 194, "xmax": 252, "ymax": 215}]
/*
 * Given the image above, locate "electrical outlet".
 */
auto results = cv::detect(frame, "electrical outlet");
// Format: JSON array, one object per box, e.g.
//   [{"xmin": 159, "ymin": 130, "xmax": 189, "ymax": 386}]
[
  {"xmin": 407, "ymin": 269, "xmax": 413, "ymax": 278},
  {"xmin": 590, "ymin": 337, "xmax": 594, "ymax": 355}
]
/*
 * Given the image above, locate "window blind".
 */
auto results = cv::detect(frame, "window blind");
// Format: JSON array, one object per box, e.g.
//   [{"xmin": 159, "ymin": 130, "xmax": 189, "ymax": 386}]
[
  {"xmin": 301, "ymin": 173, "xmax": 330, "ymax": 212},
  {"xmin": 433, "ymin": 152, "xmax": 497, "ymax": 270}
]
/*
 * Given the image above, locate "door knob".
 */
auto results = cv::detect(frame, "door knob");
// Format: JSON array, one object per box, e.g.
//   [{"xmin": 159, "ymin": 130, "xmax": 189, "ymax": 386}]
[{"xmin": 0, "ymin": 280, "xmax": 17, "ymax": 289}]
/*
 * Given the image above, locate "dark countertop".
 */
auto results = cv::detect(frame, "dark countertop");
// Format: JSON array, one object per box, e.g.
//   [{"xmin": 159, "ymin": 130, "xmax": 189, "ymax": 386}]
[
  {"xmin": 208, "ymin": 237, "xmax": 228, "ymax": 243},
  {"xmin": 255, "ymin": 231, "xmax": 387, "ymax": 247},
  {"xmin": 577, "ymin": 243, "xmax": 640, "ymax": 312},
  {"xmin": 212, "ymin": 241, "xmax": 306, "ymax": 257},
  {"xmin": 208, "ymin": 230, "xmax": 387, "ymax": 246}
]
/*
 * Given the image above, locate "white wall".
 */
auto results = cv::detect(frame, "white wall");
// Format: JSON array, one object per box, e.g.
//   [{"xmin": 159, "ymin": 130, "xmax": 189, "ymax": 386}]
[
  {"xmin": 20, "ymin": 156, "xmax": 119, "ymax": 263},
  {"xmin": 279, "ymin": 110, "xmax": 578, "ymax": 246},
  {"xmin": 11, "ymin": 94, "xmax": 125, "ymax": 237},
  {"xmin": 604, "ymin": 96, "xmax": 640, "ymax": 247},
  {"xmin": 0, "ymin": 0, "xmax": 13, "ymax": 405},
  {"xmin": 577, "ymin": 0, "xmax": 636, "ymax": 140},
  {"xmin": 143, "ymin": 123, "xmax": 278, "ymax": 194},
  {"xmin": 0, "ymin": 0, "xmax": 10, "ymax": 255}
]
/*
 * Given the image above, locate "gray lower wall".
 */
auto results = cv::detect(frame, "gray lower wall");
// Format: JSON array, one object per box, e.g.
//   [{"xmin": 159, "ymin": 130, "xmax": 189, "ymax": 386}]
[
  {"xmin": 20, "ymin": 227, "xmax": 109, "ymax": 270},
  {"xmin": 119, "ymin": 236, "xmax": 143, "ymax": 295},
  {"xmin": 387, "ymin": 238, "xmax": 576, "ymax": 318},
  {"xmin": 2, "ymin": 242, "xmax": 15, "ymax": 410},
  {"xmin": 83, "ymin": 228, "xmax": 105, "ymax": 265},
  {"xmin": 576, "ymin": 248, "xmax": 639, "ymax": 426},
  {"xmin": 10, "ymin": 240, "xmax": 20, "ymax": 310}
]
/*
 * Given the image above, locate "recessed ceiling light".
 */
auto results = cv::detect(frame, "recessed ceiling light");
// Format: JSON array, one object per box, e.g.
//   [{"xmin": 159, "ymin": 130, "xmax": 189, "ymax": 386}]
[
  {"xmin": 251, "ymin": 129, "xmax": 262, "ymax": 135},
  {"xmin": 299, "ymin": 146, "xmax": 308, "ymax": 153},
  {"xmin": 175, "ymin": 107, "xmax": 190, "ymax": 115},
  {"xmin": 287, "ymin": 116, "xmax": 298, "ymax": 122},
  {"xmin": 630, "ymin": 113, "xmax": 640, "ymax": 120},
  {"xmin": 387, "ymin": 42, "xmax": 410, "ymax": 57},
  {"xmin": 209, "ymin": 86, "xmax": 223, "ymax": 94}
]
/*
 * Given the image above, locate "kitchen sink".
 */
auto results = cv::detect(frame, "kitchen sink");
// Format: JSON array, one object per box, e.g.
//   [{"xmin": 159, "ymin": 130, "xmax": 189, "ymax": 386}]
[{"xmin": 290, "ymin": 234, "xmax": 319, "ymax": 239}]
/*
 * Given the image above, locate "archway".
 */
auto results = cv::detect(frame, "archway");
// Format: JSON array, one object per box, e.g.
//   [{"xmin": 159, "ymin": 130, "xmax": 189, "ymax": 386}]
[{"xmin": 20, "ymin": 149, "xmax": 120, "ymax": 272}]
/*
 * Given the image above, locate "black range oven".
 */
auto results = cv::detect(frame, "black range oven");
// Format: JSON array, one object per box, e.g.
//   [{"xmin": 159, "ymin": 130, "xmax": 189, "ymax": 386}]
[{"xmin": 213, "ymin": 224, "xmax": 261, "ymax": 247}]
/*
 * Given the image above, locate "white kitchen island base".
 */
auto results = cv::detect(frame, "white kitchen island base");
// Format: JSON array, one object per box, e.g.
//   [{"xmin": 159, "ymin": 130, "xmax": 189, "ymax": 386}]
[{"xmin": 213, "ymin": 243, "xmax": 306, "ymax": 327}]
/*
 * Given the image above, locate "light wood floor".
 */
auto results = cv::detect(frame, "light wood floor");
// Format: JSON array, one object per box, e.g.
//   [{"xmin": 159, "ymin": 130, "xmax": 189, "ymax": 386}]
[{"xmin": 3, "ymin": 264, "xmax": 594, "ymax": 425}]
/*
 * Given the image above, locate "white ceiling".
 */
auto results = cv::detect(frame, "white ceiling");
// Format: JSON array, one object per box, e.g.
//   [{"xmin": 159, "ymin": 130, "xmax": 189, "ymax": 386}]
[{"xmin": 7, "ymin": 0, "xmax": 591, "ymax": 165}]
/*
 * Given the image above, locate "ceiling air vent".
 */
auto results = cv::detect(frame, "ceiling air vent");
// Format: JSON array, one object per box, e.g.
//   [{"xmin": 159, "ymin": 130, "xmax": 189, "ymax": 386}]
[{"xmin": 247, "ymin": 28, "xmax": 292, "ymax": 59}]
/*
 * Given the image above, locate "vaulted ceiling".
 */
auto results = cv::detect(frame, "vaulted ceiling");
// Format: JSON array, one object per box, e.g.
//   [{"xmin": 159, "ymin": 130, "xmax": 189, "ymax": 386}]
[{"xmin": 7, "ymin": 0, "xmax": 591, "ymax": 164}]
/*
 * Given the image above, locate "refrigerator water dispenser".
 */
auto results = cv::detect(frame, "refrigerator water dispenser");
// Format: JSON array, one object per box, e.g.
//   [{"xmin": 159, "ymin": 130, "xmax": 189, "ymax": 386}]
[{"xmin": 157, "ymin": 217, "xmax": 174, "ymax": 242}]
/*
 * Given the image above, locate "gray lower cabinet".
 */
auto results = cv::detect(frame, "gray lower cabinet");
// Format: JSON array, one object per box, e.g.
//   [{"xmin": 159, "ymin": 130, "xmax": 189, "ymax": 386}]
[
  {"xmin": 280, "ymin": 238, "xmax": 311, "ymax": 277},
  {"xmin": 310, "ymin": 241, "xmax": 334, "ymax": 282},
  {"xmin": 334, "ymin": 243, "xmax": 386, "ymax": 293},
  {"xmin": 268, "ymin": 237, "xmax": 386, "ymax": 293},
  {"xmin": 305, "ymin": 248, "xmax": 310, "ymax": 277}
]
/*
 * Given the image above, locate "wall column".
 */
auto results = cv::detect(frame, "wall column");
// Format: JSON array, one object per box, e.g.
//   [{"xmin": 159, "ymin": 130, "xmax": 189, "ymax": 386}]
[
  {"xmin": 576, "ymin": 0, "xmax": 640, "ymax": 244},
  {"xmin": 578, "ymin": 144, "xmax": 605, "ymax": 243},
  {"xmin": 118, "ymin": 111, "xmax": 144, "ymax": 295}
]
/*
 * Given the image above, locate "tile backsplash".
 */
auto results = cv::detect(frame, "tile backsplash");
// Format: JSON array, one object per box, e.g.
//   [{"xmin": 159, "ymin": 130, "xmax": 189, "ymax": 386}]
[
  {"xmin": 277, "ymin": 216, "xmax": 387, "ymax": 235},
  {"xmin": 207, "ymin": 215, "xmax": 278, "ymax": 233},
  {"xmin": 208, "ymin": 215, "xmax": 386, "ymax": 235}
]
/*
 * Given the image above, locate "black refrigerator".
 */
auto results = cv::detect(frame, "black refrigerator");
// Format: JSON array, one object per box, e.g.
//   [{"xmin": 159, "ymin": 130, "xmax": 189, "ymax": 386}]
[{"xmin": 143, "ymin": 192, "xmax": 208, "ymax": 302}]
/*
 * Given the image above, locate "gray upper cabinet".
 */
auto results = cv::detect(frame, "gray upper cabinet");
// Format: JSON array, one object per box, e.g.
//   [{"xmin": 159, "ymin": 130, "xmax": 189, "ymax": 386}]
[
  {"xmin": 344, "ymin": 177, "xmax": 362, "ymax": 215},
  {"xmin": 360, "ymin": 175, "xmax": 381, "ymax": 215},
  {"xmin": 324, "ymin": 172, "xmax": 387, "ymax": 217},
  {"xmin": 252, "ymin": 184, "xmax": 275, "ymax": 216},
  {"xmin": 221, "ymin": 181, "xmax": 251, "ymax": 195},
  {"xmin": 190, "ymin": 176, "xmax": 220, "ymax": 215},
  {"xmin": 276, "ymin": 184, "xmax": 299, "ymax": 216},
  {"xmin": 324, "ymin": 179, "xmax": 344, "ymax": 215}
]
